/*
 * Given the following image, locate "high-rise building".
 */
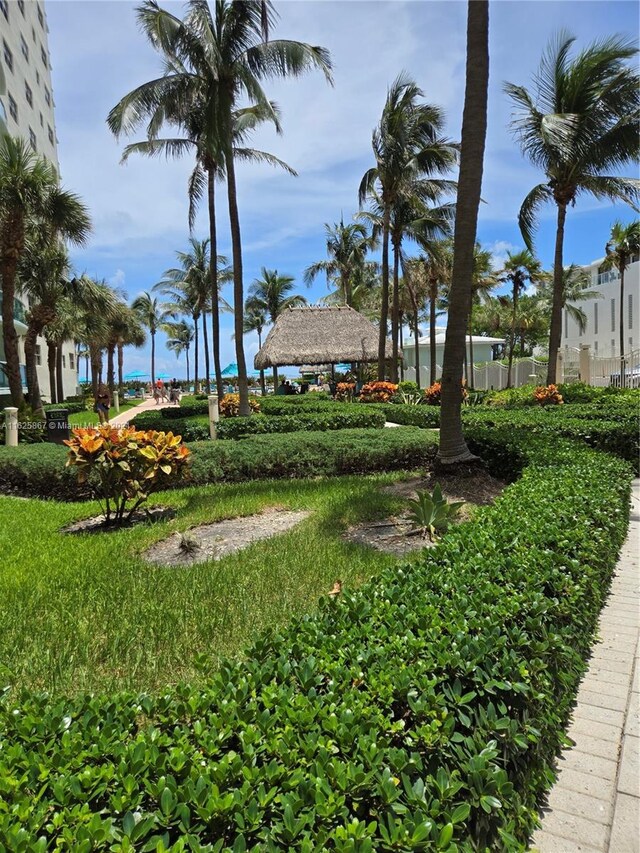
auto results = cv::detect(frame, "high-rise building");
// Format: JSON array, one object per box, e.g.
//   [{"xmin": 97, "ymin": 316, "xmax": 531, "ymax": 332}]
[{"xmin": 0, "ymin": 0, "xmax": 78, "ymax": 403}]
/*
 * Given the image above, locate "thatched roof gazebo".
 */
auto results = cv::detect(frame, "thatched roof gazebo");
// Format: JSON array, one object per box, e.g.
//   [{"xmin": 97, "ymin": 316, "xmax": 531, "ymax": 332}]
[{"xmin": 254, "ymin": 305, "xmax": 397, "ymax": 370}]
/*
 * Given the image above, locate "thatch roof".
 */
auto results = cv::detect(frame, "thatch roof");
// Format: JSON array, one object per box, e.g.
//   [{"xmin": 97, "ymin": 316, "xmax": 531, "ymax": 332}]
[{"xmin": 254, "ymin": 305, "xmax": 397, "ymax": 369}]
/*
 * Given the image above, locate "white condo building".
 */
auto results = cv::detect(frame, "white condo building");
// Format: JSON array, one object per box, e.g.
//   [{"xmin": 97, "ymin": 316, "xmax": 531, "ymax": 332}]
[
  {"xmin": 0, "ymin": 0, "xmax": 78, "ymax": 403},
  {"xmin": 562, "ymin": 254, "xmax": 640, "ymax": 358}
]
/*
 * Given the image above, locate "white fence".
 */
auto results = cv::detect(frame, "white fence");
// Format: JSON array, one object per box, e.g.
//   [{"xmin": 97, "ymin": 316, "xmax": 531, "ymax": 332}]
[{"xmin": 403, "ymin": 347, "xmax": 640, "ymax": 390}]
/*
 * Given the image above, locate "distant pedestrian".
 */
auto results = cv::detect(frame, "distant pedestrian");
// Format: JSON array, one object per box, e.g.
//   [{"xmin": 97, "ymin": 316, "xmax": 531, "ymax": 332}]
[{"xmin": 95, "ymin": 383, "xmax": 110, "ymax": 425}]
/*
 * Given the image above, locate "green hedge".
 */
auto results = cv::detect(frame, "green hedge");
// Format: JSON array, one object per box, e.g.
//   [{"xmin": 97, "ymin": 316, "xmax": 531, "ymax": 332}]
[
  {"xmin": 0, "ymin": 428, "xmax": 438, "ymax": 501},
  {"xmin": 0, "ymin": 429, "xmax": 633, "ymax": 850},
  {"xmin": 381, "ymin": 403, "xmax": 441, "ymax": 428},
  {"xmin": 131, "ymin": 408, "xmax": 386, "ymax": 441},
  {"xmin": 44, "ymin": 401, "xmax": 87, "ymax": 415}
]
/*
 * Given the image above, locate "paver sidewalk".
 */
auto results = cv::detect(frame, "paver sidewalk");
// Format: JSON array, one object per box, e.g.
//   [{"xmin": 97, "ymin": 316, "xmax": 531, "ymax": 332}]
[
  {"xmin": 108, "ymin": 397, "xmax": 173, "ymax": 427},
  {"xmin": 532, "ymin": 479, "xmax": 640, "ymax": 853}
]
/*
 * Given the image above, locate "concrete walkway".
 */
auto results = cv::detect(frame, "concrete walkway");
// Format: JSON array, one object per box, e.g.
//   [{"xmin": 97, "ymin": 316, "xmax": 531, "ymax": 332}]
[
  {"xmin": 531, "ymin": 479, "xmax": 640, "ymax": 852},
  {"xmin": 108, "ymin": 397, "xmax": 171, "ymax": 427}
]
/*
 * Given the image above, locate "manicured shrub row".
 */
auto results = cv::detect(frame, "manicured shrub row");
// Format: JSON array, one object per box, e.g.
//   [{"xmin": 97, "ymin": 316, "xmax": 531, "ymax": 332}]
[
  {"xmin": 0, "ymin": 428, "xmax": 438, "ymax": 501},
  {"xmin": 381, "ymin": 403, "xmax": 442, "ymax": 428},
  {"xmin": 0, "ymin": 430, "xmax": 633, "ymax": 850},
  {"xmin": 130, "ymin": 412, "xmax": 211, "ymax": 442},
  {"xmin": 465, "ymin": 407, "xmax": 639, "ymax": 472},
  {"xmin": 44, "ymin": 401, "xmax": 87, "ymax": 415}
]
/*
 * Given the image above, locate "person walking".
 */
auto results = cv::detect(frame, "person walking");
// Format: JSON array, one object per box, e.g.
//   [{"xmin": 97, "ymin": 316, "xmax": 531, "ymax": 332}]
[{"xmin": 95, "ymin": 383, "xmax": 111, "ymax": 425}]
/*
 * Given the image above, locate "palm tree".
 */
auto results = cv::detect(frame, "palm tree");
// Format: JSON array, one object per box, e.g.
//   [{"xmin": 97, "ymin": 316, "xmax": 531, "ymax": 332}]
[
  {"xmin": 106, "ymin": 303, "xmax": 146, "ymax": 394},
  {"xmin": 438, "ymin": 0, "xmax": 489, "ymax": 465},
  {"xmin": 413, "ymin": 239, "xmax": 452, "ymax": 385},
  {"xmin": 108, "ymin": 0, "xmax": 332, "ymax": 416},
  {"xmin": 0, "ymin": 137, "xmax": 91, "ymax": 406},
  {"xmin": 248, "ymin": 268, "xmax": 306, "ymax": 388},
  {"xmin": 536, "ymin": 263, "xmax": 602, "ymax": 337},
  {"xmin": 69, "ymin": 278, "xmax": 122, "ymax": 397},
  {"xmin": 600, "ymin": 220, "xmax": 640, "ymax": 383},
  {"xmin": 495, "ymin": 249, "xmax": 544, "ymax": 387},
  {"xmin": 243, "ymin": 297, "xmax": 268, "ymax": 395},
  {"xmin": 401, "ymin": 257, "xmax": 429, "ymax": 388},
  {"xmin": 132, "ymin": 291, "xmax": 170, "ymax": 390},
  {"xmin": 505, "ymin": 32, "xmax": 639, "ymax": 384},
  {"xmin": 304, "ymin": 218, "xmax": 376, "ymax": 306},
  {"xmin": 164, "ymin": 319, "xmax": 194, "ymax": 383},
  {"xmin": 359, "ymin": 73, "xmax": 457, "ymax": 381}
]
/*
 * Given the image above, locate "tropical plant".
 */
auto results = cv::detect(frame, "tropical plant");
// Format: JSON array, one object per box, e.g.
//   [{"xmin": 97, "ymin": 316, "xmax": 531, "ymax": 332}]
[
  {"xmin": 243, "ymin": 297, "xmax": 268, "ymax": 395},
  {"xmin": 600, "ymin": 219, "xmax": 640, "ymax": 382},
  {"xmin": 109, "ymin": 0, "xmax": 332, "ymax": 416},
  {"xmin": 65, "ymin": 425, "xmax": 190, "ymax": 524},
  {"xmin": 132, "ymin": 291, "xmax": 171, "ymax": 389},
  {"xmin": 533, "ymin": 384, "xmax": 564, "ymax": 406},
  {"xmin": 164, "ymin": 319, "xmax": 194, "ymax": 384},
  {"xmin": 0, "ymin": 137, "xmax": 91, "ymax": 406},
  {"xmin": 219, "ymin": 393, "xmax": 261, "ymax": 418},
  {"xmin": 407, "ymin": 483, "xmax": 464, "ymax": 541},
  {"xmin": 248, "ymin": 268, "xmax": 306, "ymax": 388},
  {"xmin": 505, "ymin": 32, "xmax": 639, "ymax": 384},
  {"xmin": 304, "ymin": 217, "xmax": 376, "ymax": 306},
  {"xmin": 423, "ymin": 380, "xmax": 467, "ymax": 406},
  {"xmin": 497, "ymin": 249, "xmax": 545, "ymax": 387},
  {"xmin": 536, "ymin": 263, "xmax": 601, "ymax": 342},
  {"xmin": 438, "ymin": 0, "xmax": 489, "ymax": 465},
  {"xmin": 359, "ymin": 381, "xmax": 398, "ymax": 403},
  {"xmin": 359, "ymin": 73, "xmax": 457, "ymax": 381}
]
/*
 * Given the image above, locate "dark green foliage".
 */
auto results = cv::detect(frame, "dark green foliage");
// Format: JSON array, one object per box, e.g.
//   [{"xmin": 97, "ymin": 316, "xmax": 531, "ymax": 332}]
[
  {"xmin": 0, "ymin": 429, "xmax": 438, "ymax": 500},
  {"xmin": 382, "ymin": 404, "xmax": 441, "ymax": 428},
  {"xmin": 130, "ymin": 411, "xmax": 211, "ymax": 442},
  {"xmin": 44, "ymin": 401, "xmax": 87, "ymax": 415},
  {"xmin": 0, "ymin": 431, "xmax": 633, "ymax": 850}
]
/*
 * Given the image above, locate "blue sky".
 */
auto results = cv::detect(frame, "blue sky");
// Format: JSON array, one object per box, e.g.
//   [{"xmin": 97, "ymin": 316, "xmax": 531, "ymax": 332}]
[{"xmin": 46, "ymin": 0, "xmax": 639, "ymax": 379}]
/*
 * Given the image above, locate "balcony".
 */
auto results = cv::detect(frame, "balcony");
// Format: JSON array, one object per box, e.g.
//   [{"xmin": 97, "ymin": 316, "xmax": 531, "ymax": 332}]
[{"xmin": 0, "ymin": 290, "xmax": 29, "ymax": 335}]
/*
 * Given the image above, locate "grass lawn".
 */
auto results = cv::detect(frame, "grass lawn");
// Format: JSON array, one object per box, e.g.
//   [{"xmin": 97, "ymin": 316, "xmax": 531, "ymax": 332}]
[
  {"xmin": 0, "ymin": 472, "xmax": 421, "ymax": 696},
  {"xmin": 67, "ymin": 400, "xmax": 138, "ymax": 427}
]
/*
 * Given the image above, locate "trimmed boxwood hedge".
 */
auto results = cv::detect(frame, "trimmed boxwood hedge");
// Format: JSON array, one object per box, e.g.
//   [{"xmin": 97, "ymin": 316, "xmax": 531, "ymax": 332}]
[
  {"xmin": 131, "ymin": 408, "xmax": 386, "ymax": 441},
  {"xmin": 0, "ymin": 427, "xmax": 633, "ymax": 850},
  {"xmin": 0, "ymin": 428, "xmax": 438, "ymax": 501}
]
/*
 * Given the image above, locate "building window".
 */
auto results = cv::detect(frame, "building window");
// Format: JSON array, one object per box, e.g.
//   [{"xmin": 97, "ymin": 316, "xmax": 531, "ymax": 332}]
[
  {"xmin": 594, "ymin": 302, "xmax": 598, "ymax": 335},
  {"xmin": 37, "ymin": 5, "xmax": 44, "ymax": 28},
  {"xmin": 28, "ymin": 127, "xmax": 36, "ymax": 150},
  {"xmin": 61, "ymin": 354, "xmax": 66, "ymax": 369},
  {"xmin": 594, "ymin": 340, "xmax": 598, "ymax": 353},
  {"xmin": 611, "ymin": 298, "xmax": 615, "ymax": 332},
  {"xmin": 31, "ymin": 26, "xmax": 36, "ymax": 43},
  {"xmin": 41, "ymin": 45, "xmax": 47, "ymax": 67},
  {"xmin": 629, "ymin": 294, "xmax": 633, "ymax": 329},
  {"xmin": 35, "ymin": 69, "xmax": 40, "ymax": 85},
  {"xmin": 8, "ymin": 94, "xmax": 17, "ymax": 121},
  {"xmin": 69, "ymin": 353, "xmax": 75, "ymax": 370},
  {"xmin": 39, "ymin": 112, "xmax": 43, "ymax": 127},
  {"xmin": 47, "ymin": 125, "xmax": 54, "ymax": 145},
  {"xmin": 25, "ymin": 82, "xmax": 33, "ymax": 107},
  {"xmin": 17, "ymin": 0, "xmax": 25, "ymax": 15},
  {"xmin": 35, "ymin": 345, "xmax": 41, "ymax": 366},
  {"xmin": 0, "ymin": 1, "xmax": 8, "ymax": 22},
  {"xmin": 3, "ymin": 41, "xmax": 13, "ymax": 73},
  {"xmin": 20, "ymin": 35, "xmax": 29, "ymax": 62},
  {"xmin": 44, "ymin": 86, "xmax": 51, "ymax": 106}
]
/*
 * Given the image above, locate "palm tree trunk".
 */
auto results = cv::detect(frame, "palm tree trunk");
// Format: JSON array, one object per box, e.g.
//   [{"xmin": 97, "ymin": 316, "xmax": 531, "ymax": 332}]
[
  {"xmin": 225, "ymin": 147, "xmax": 249, "ymax": 416},
  {"xmin": 273, "ymin": 365, "xmax": 278, "ymax": 391},
  {"xmin": 378, "ymin": 207, "xmax": 391, "ymax": 380},
  {"xmin": 468, "ymin": 295, "xmax": 475, "ymax": 388},
  {"xmin": 193, "ymin": 315, "xmax": 199, "ymax": 392},
  {"xmin": 1, "ymin": 254, "xmax": 25, "ymax": 407},
  {"xmin": 56, "ymin": 344, "xmax": 64, "ymax": 404},
  {"xmin": 258, "ymin": 329, "xmax": 266, "ymax": 395},
  {"xmin": 619, "ymin": 262, "xmax": 626, "ymax": 387},
  {"xmin": 202, "ymin": 308, "xmax": 211, "ymax": 393},
  {"xmin": 150, "ymin": 331, "xmax": 156, "ymax": 390},
  {"xmin": 24, "ymin": 320, "xmax": 44, "ymax": 416},
  {"xmin": 413, "ymin": 310, "xmax": 421, "ymax": 389},
  {"xmin": 546, "ymin": 202, "xmax": 567, "ymax": 385},
  {"xmin": 117, "ymin": 343, "xmax": 124, "ymax": 392},
  {"xmin": 47, "ymin": 340, "xmax": 57, "ymax": 403},
  {"xmin": 107, "ymin": 343, "xmax": 116, "ymax": 395},
  {"xmin": 390, "ymin": 238, "xmax": 400, "ymax": 383},
  {"xmin": 207, "ymin": 168, "xmax": 224, "ymax": 398},
  {"xmin": 507, "ymin": 282, "xmax": 518, "ymax": 388},
  {"xmin": 438, "ymin": 0, "xmax": 488, "ymax": 464},
  {"xmin": 90, "ymin": 345, "xmax": 101, "ymax": 398},
  {"xmin": 342, "ymin": 269, "xmax": 351, "ymax": 307},
  {"xmin": 186, "ymin": 346, "xmax": 190, "ymax": 385},
  {"xmin": 399, "ymin": 313, "xmax": 404, "ymax": 381},
  {"xmin": 429, "ymin": 285, "xmax": 437, "ymax": 385}
]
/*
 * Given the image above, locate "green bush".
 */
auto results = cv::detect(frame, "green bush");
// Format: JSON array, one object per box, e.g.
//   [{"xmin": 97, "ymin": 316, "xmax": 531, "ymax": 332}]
[
  {"xmin": 0, "ymin": 428, "xmax": 438, "ymax": 500},
  {"xmin": 44, "ymin": 401, "xmax": 87, "ymax": 415},
  {"xmin": 381, "ymin": 403, "xmax": 441, "ymax": 428},
  {"xmin": 130, "ymin": 412, "xmax": 211, "ymax": 442},
  {"xmin": 0, "ymin": 429, "xmax": 633, "ymax": 850},
  {"xmin": 217, "ymin": 408, "xmax": 385, "ymax": 439}
]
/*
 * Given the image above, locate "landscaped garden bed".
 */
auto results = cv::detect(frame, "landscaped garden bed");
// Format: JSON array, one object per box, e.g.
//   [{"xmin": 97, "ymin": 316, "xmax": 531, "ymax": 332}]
[{"xmin": 0, "ymin": 415, "xmax": 634, "ymax": 850}]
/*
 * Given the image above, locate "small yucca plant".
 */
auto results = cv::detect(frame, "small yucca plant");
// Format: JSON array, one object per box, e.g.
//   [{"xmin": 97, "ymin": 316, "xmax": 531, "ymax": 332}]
[{"xmin": 407, "ymin": 484, "xmax": 465, "ymax": 541}]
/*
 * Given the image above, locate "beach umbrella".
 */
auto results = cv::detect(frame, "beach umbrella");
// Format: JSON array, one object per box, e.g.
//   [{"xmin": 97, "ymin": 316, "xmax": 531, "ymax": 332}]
[
  {"xmin": 123, "ymin": 370, "xmax": 148, "ymax": 380},
  {"xmin": 156, "ymin": 372, "xmax": 171, "ymax": 380},
  {"xmin": 221, "ymin": 363, "xmax": 239, "ymax": 377}
]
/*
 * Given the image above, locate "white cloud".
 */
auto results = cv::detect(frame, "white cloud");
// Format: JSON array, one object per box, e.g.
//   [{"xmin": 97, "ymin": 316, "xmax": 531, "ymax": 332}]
[{"xmin": 486, "ymin": 240, "xmax": 520, "ymax": 272}]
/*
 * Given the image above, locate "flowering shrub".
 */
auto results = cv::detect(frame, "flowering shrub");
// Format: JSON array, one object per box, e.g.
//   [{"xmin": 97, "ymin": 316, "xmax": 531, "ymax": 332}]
[
  {"xmin": 359, "ymin": 381, "xmax": 398, "ymax": 403},
  {"xmin": 219, "ymin": 394, "xmax": 261, "ymax": 418},
  {"xmin": 65, "ymin": 425, "xmax": 190, "ymax": 524},
  {"xmin": 423, "ymin": 380, "xmax": 468, "ymax": 406},
  {"xmin": 334, "ymin": 382, "xmax": 356, "ymax": 402},
  {"xmin": 534, "ymin": 384, "xmax": 564, "ymax": 406}
]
